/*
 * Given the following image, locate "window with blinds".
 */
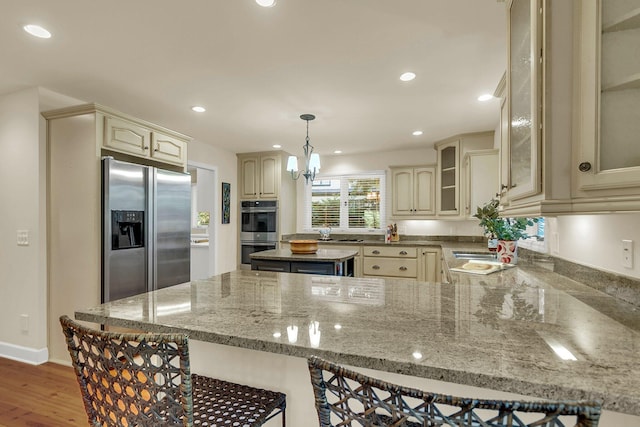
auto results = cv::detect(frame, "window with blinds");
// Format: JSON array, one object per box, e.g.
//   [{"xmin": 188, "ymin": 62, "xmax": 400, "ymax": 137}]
[{"xmin": 306, "ymin": 174, "xmax": 385, "ymax": 231}]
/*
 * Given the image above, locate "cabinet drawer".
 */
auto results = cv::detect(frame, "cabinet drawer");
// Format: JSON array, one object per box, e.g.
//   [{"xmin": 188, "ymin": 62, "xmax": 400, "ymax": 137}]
[
  {"xmin": 363, "ymin": 258, "xmax": 417, "ymax": 278},
  {"xmin": 363, "ymin": 246, "xmax": 416, "ymax": 258}
]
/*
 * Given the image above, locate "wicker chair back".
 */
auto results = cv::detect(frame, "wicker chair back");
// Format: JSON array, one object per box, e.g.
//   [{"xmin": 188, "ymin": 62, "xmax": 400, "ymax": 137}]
[
  {"xmin": 60, "ymin": 315, "xmax": 193, "ymax": 426},
  {"xmin": 60, "ymin": 315, "xmax": 287, "ymax": 426},
  {"xmin": 307, "ymin": 356, "xmax": 601, "ymax": 427}
]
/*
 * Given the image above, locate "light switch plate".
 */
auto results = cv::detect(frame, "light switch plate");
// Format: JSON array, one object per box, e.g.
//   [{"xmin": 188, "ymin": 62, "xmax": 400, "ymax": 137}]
[
  {"xmin": 622, "ymin": 239, "xmax": 633, "ymax": 269},
  {"xmin": 17, "ymin": 230, "xmax": 29, "ymax": 246}
]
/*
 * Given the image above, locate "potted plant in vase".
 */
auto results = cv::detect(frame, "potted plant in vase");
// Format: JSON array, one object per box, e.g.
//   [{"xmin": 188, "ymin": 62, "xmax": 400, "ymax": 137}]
[{"xmin": 473, "ymin": 198, "xmax": 538, "ymax": 264}]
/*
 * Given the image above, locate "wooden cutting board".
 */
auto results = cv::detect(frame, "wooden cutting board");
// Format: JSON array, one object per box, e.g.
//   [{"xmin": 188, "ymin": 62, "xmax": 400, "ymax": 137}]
[{"xmin": 449, "ymin": 260, "xmax": 514, "ymax": 275}]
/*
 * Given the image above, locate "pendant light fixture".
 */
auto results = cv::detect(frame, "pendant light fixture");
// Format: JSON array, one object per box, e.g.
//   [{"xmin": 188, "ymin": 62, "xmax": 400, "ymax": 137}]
[{"xmin": 287, "ymin": 114, "xmax": 321, "ymax": 184}]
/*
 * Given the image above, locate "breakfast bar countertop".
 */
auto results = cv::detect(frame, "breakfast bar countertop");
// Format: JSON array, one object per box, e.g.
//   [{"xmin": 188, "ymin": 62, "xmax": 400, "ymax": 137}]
[{"xmin": 75, "ymin": 245, "xmax": 640, "ymax": 417}]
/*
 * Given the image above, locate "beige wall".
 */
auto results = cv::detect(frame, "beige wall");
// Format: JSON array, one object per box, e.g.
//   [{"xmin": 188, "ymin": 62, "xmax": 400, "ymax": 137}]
[
  {"xmin": 548, "ymin": 213, "xmax": 640, "ymax": 280},
  {"xmin": 188, "ymin": 140, "xmax": 238, "ymax": 273},
  {"xmin": 0, "ymin": 88, "xmax": 48, "ymax": 362}
]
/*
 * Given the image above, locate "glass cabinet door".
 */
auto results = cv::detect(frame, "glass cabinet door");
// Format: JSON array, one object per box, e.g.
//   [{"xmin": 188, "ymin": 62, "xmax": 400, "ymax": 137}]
[
  {"xmin": 576, "ymin": 0, "xmax": 640, "ymax": 191},
  {"xmin": 507, "ymin": 0, "xmax": 542, "ymax": 200}
]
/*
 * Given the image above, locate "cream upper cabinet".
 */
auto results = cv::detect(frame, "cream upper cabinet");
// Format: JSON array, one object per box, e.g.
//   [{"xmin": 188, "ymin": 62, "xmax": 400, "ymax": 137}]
[
  {"xmin": 435, "ymin": 140, "xmax": 459, "ymax": 216},
  {"xmin": 238, "ymin": 153, "xmax": 281, "ymax": 199},
  {"xmin": 463, "ymin": 149, "xmax": 499, "ymax": 218},
  {"xmin": 573, "ymin": 0, "xmax": 640, "ymax": 208},
  {"xmin": 499, "ymin": 0, "xmax": 575, "ymax": 216},
  {"xmin": 500, "ymin": 0, "xmax": 640, "ymax": 216},
  {"xmin": 104, "ymin": 116, "xmax": 152, "ymax": 157},
  {"xmin": 390, "ymin": 166, "xmax": 435, "ymax": 217},
  {"xmin": 151, "ymin": 131, "xmax": 187, "ymax": 165},
  {"xmin": 434, "ymin": 132, "xmax": 494, "ymax": 218},
  {"xmin": 504, "ymin": 0, "xmax": 543, "ymax": 202},
  {"xmin": 103, "ymin": 115, "xmax": 188, "ymax": 168}
]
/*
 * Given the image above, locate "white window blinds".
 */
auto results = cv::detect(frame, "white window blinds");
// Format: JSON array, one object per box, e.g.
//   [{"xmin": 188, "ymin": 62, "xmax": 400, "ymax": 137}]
[{"xmin": 305, "ymin": 173, "xmax": 385, "ymax": 231}]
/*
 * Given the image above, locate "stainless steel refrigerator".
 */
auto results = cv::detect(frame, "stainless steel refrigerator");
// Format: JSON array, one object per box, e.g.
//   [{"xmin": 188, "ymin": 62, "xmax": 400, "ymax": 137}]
[{"xmin": 102, "ymin": 157, "xmax": 191, "ymax": 303}]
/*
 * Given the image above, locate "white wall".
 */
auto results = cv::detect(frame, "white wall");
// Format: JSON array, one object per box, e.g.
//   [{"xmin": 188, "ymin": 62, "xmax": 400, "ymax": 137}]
[
  {"xmin": 188, "ymin": 140, "xmax": 238, "ymax": 273},
  {"xmin": 546, "ymin": 213, "xmax": 640, "ymax": 280},
  {"xmin": 0, "ymin": 88, "xmax": 48, "ymax": 362},
  {"xmin": 295, "ymin": 147, "xmax": 485, "ymax": 236}
]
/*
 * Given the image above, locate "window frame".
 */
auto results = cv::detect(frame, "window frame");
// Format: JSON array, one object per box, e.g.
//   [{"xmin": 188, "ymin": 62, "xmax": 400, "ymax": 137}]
[{"xmin": 303, "ymin": 171, "xmax": 386, "ymax": 233}]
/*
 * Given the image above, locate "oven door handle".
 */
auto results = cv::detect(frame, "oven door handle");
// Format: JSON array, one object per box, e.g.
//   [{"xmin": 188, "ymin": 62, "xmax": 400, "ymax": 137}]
[{"xmin": 242, "ymin": 210, "xmax": 277, "ymax": 215}]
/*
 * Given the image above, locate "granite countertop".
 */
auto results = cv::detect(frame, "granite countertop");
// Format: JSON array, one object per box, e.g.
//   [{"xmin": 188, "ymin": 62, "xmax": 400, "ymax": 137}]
[
  {"xmin": 76, "ymin": 248, "xmax": 640, "ymax": 416},
  {"xmin": 249, "ymin": 248, "xmax": 358, "ymax": 262}
]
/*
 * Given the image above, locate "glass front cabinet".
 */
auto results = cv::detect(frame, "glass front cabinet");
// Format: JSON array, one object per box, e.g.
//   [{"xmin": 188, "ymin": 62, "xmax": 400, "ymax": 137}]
[
  {"xmin": 572, "ymin": 0, "xmax": 640, "ymax": 211},
  {"xmin": 501, "ymin": 0, "xmax": 640, "ymax": 216}
]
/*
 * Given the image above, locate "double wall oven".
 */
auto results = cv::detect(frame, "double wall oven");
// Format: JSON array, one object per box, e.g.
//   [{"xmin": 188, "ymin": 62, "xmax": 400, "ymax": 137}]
[{"xmin": 240, "ymin": 200, "xmax": 278, "ymax": 266}]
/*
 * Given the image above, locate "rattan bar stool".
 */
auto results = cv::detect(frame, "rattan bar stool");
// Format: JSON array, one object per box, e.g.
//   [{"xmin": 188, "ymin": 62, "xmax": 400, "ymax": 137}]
[
  {"xmin": 307, "ymin": 355, "xmax": 601, "ymax": 427},
  {"xmin": 60, "ymin": 315, "xmax": 286, "ymax": 426}
]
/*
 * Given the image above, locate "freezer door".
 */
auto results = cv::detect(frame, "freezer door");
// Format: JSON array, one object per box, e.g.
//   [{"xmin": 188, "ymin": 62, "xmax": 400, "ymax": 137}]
[
  {"xmin": 102, "ymin": 158, "xmax": 149, "ymax": 302},
  {"xmin": 153, "ymin": 168, "xmax": 191, "ymax": 289}
]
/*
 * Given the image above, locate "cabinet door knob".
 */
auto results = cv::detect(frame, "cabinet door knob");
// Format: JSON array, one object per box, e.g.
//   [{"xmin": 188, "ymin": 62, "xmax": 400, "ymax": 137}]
[
  {"xmin": 578, "ymin": 162, "xmax": 592, "ymax": 172},
  {"xmin": 399, "ymin": 266, "xmax": 407, "ymax": 271},
  {"xmin": 399, "ymin": 250, "xmax": 408, "ymax": 255},
  {"xmin": 143, "ymin": 145, "xmax": 149, "ymax": 150},
  {"xmin": 372, "ymin": 250, "xmax": 380, "ymax": 255},
  {"xmin": 154, "ymin": 144, "xmax": 159, "ymax": 152},
  {"xmin": 501, "ymin": 184, "xmax": 508, "ymax": 190},
  {"xmin": 372, "ymin": 265, "xmax": 380, "ymax": 270}
]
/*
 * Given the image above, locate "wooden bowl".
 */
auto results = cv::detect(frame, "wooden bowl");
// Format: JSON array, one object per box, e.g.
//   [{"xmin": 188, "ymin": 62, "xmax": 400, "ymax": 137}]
[{"xmin": 290, "ymin": 239, "xmax": 318, "ymax": 254}]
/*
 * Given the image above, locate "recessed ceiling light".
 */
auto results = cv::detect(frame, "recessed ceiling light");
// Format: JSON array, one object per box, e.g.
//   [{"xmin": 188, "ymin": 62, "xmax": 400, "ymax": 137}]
[
  {"xmin": 23, "ymin": 24, "xmax": 51, "ymax": 39},
  {"xmin": 400, "ymin": 72, "xmax": 416, "ymax": 82},
  {"xmin": 334, "ymin": 150, "xmax": 342, "ymax": 154},
  {"xmin": 477, "ymin": 94, "xmax": 494, "ymax": 102},
  {"xmin": 273, "ymin": 144, "xmax": 282, "ymax": 148},
  {"xmin": 256, "ymin": 0, "xmax": 276, "ymax": 7},
  {"xmin": 191, "ymin": 106, "xmax": 206, "ymax": 113},
  {"xmin": 412, "ymin": 130, "xmax": 423, "ymax": 136}
]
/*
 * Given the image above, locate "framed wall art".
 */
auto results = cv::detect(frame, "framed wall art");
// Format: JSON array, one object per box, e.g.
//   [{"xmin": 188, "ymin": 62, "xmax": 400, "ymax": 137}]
[{"xmin": 222, "ymin": 182, "xmax": 231, "ymax": 224}]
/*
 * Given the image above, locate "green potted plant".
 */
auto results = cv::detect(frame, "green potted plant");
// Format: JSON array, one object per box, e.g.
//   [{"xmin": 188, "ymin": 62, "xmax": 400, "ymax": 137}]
[{"xmin": 473, "ymin": 198, "xmax": 537, "ymax": 263}]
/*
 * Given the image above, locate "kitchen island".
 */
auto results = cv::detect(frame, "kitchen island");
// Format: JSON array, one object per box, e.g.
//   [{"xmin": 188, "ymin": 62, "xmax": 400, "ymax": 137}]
[
  {"xmin": 250, "ymin": 248, "xmax": 357, "ymax": 276},
  {"xmin": 75, "ymin": 256, "xmax": 640, "ymax": 426}
]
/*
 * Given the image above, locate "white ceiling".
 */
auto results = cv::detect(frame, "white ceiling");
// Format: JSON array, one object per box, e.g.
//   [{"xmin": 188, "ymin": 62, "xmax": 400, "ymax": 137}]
[{"xmin": 1, "ymin": 0, "xmax": 506, "ymax": 156}]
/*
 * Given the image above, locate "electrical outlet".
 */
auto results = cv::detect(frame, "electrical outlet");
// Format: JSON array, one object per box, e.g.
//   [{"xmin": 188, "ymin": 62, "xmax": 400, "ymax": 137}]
[
  {"xmin": 17, "ymin": 230, "xmax": 29, "ymax": 246},
  {"xmin": 20, "ymin": 314, "xmax": 29, "ymax": 333},
  {"xmin": 622, "ymin": 240, "xmax": 633, "ymax": 269}
]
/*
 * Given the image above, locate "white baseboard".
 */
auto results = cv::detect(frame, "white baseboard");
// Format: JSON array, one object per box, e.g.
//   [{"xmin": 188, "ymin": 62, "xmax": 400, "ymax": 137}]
[{"xmin": 0, "ymin": 341, "xmax": 49, "ymax": 365}]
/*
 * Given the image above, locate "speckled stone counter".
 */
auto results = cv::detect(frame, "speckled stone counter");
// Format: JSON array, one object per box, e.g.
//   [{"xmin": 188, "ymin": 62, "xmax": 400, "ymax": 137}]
[{"xmin": 76, "ymin": 258, "xmax": 640, "ymax": 417}]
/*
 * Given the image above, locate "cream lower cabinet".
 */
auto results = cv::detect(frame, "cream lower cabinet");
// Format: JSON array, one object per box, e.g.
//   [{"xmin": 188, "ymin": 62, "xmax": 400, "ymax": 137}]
[
  {"xmin": 363, "ymin": 246, "xmax": 417, "ymax": 279},
  {"xmin": 390, "ymin": 166, "xmax": 435, "ymax": 217},
  {"xmin": 419, "ymin": 248, "xmax": 442, "ymax": 283}
]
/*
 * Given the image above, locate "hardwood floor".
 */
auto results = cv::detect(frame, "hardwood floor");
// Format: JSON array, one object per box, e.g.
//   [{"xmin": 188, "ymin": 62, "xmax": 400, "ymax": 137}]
[{"xmin": 0, "ymin": 357, "xmax": 87, "ymax": 427}]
